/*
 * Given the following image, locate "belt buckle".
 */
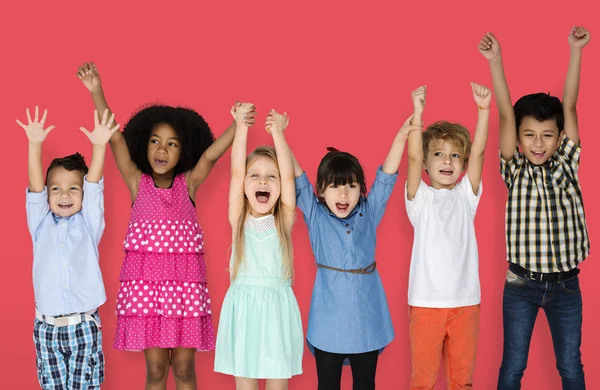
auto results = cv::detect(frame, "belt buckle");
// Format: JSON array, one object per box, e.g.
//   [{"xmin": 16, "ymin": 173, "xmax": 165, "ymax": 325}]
[{"xmin": 53, "ymin": 317, "xmax": 70, "ymax": 327}]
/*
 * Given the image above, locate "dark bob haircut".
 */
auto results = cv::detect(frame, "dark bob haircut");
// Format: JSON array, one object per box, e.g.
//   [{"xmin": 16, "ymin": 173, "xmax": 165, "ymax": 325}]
[
  {"xmin": 316, "ymin": 148, "xmax": 367, "ymax": 201},
  {"xmin": 123, "ymin": 105, "xmax": 215, "ymax": 175},
  {"xmin": 514, "ymin": 93, "xmax": 564, "ymax": 134},
  {"xmin": 45, "ymin": 153, "xmax": 88, "ymax": 184}
]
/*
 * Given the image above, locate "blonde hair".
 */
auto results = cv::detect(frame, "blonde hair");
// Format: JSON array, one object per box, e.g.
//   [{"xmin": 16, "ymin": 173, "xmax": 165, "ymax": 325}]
[
  {"xmin": 423, "ymin": 121, "xmax": 472, "ymax": 163},
  {"xmin": 230, "ymin": 146, "xmax": 294, "ymax": 281}
]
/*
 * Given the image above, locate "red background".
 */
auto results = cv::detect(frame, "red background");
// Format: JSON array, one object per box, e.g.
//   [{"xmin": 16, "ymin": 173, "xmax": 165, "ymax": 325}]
[{"xmin": 1, "ymin": 1, "xmax": 598, "ymax": 388}]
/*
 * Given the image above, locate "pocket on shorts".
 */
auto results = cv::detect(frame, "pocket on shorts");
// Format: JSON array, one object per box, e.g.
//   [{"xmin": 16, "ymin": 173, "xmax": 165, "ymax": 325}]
[
  {"xmin": 84, "ymin": 349, "xmax": 105, "ymax": 386},
  {"xmin": 505, "ymin": 269, "xmax": 526, "ymax": 287}
]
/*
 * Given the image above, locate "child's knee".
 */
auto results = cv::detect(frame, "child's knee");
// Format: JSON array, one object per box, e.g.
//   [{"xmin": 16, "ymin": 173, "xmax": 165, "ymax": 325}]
[
  {"xmin": 265, "ymin": 379, "xmax": 288, "ymax": 390},
  {"xmin": 146, "ymin": 360, "xmax": 170, "ymax": 383},
  {"xmin": 171, "ymin": 359, "xmax": 196, "ymax": 382}
]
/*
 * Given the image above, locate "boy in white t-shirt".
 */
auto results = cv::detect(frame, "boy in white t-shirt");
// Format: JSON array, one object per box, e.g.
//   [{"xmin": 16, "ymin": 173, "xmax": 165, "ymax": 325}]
[{"xmin": 405, "ymin": 83, "xmax": 491, "ymax": 389}]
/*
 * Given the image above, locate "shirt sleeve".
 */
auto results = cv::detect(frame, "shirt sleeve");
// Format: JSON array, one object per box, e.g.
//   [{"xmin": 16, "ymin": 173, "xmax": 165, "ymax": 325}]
[
  {"xmin": 458, "ymin": 173, "xmax": 482, "ymax": 218},
  {"xmin": 295, "ymin": 172, "xmax": 320, "ymax": 225},
  {"xmin": 26, "ymin": 187, "xmax": 50, "ymax": 241},
  {"xmin": 82, "ymin": 176, "xmax": 105, "ymax": 246},
  {"xmin": 405, "ymin": 180, "xmax": 428, "ymax": 226},
  {"xmin": 365, "ymin": 166, "xmax": 398, "ymax": 226},
  {"xmin": 499, "ymin": 148, "xmax": 523, "ymax": 189},
  {"xmin": 556, "ymin": 135, "xmax": 581, "ymax": 170}
]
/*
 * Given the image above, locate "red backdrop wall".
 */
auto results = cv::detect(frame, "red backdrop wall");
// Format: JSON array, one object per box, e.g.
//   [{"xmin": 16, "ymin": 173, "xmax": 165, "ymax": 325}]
[{"xmin": 1, "ymin": 1, "xmax": 598, "ymax": 388}]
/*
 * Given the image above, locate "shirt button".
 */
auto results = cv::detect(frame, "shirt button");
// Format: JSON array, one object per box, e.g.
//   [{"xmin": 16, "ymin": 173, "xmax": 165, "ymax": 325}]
[
  {"xmin": 359, "ymin": 213, "xmax": 363, "ymax": 217},
  {"xmin": 346, "ymin": 230, "xmax": 351, "ymax": 234},
  {"xmin": 345, "ymin": 223, "xmax": 349, "ymax": 227},
  {"xmin": 64, "ymin": 284, "xmax": 69, "ymax": 290}
]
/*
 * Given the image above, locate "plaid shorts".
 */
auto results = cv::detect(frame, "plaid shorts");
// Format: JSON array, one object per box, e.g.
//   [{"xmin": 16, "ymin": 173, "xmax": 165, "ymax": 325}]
[{"xmin": 33, "ymin": 311, "xmax": 104, "ymax": 389}]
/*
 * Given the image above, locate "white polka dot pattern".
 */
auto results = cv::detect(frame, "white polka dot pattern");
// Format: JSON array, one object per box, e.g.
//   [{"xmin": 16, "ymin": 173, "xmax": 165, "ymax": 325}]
[{"xmin": 114, "ymin": 173, "xmax": 215, "ymax": 351}]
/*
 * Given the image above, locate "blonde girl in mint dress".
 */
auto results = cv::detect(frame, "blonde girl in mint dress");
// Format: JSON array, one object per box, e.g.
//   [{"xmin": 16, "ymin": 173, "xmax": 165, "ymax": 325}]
[{"xmin": 214, "ymin": 105, "xmax": 303, "ymax": 388}]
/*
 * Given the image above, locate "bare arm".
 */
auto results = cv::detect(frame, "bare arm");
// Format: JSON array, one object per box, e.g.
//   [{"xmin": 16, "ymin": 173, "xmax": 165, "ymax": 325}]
[
  {"xmin": 266, "ymin": 110, "xmax": 295, "ymax": 230},
  {"xmin": 187, "ymin": 107, "xmax": 255, "ymax": 195},
  {"xmin": 479, "ymin": 33, "xmax": 516, "ymax": 160},
  {"xmin": 407, "ymin": 86, "xmax": 426, "ymax": 200},
  {"xmin": 17, "ymin": 107, "xmax": 55, "ymax": 192},
  {"xmin": 382, "ymin": 115, "xmax": 419, "ymax": 175},
  {"xmin": 563, "ymin": 26, "xmax": 591, "ymax": 144},
  {"xmin": 467, "ymin": 83, "xmax": 492, "ymax": 194},
  {"xmin": 228, "ymin": 104, "xmax": 254, "ymax": 230},
  {"xmin": 77, "ymin": 62, "xmax": 140, "ymax": 197},
  {"xmin": 79, "ymin": 109, "xmax": 121, "ymax": 183}
]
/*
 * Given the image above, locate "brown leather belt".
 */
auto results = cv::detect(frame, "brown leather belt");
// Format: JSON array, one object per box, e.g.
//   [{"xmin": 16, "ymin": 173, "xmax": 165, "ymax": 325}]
[{"xmin": 316, "ymin": 261, "xmax": 377, "ymax": 275}]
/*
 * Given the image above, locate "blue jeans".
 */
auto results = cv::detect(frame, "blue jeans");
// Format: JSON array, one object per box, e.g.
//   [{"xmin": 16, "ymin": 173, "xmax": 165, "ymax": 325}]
[{"xmin": 497, "ymin": 267, "xmax": 585, "ymax": 390}]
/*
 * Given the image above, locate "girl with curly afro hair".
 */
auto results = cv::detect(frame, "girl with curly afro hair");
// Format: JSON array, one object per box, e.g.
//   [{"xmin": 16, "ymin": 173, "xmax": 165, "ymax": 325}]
[{"xmin": 77, "ymin": 61, "xmax": 256, "ymax": 389}]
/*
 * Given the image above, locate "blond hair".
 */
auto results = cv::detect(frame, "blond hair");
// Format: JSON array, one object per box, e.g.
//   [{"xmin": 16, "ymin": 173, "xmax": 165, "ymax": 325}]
[
  {"xmin": 230, "ymin": 146, "xmax": 294, "ymax": 281},
  {"xmin": 423, "ymin": 121, "xmax": 472, "ymax": 163}
]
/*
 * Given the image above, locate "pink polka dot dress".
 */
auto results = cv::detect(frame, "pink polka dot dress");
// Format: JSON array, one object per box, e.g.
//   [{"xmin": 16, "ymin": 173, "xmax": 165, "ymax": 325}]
[{"xmin": 113, "ymin": 173, "xmax": 215, "ymax": 351}]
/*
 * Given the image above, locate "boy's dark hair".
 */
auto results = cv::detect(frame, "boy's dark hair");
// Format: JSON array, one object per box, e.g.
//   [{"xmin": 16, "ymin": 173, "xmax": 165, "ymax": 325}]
[
  {"xmin": 45, "ymin": 153, "xmax": 88, "ymax": 183},
  {"xmin": 316, "ymin": 148, "xmax": 367, "ymax": 201},
  {"xmin": 123, "ymin": 105, "xmax": 215, "ymax": 175},
  {"xmin": 514, "ymin": 93, "xmax": 564, "ymax": 134}
]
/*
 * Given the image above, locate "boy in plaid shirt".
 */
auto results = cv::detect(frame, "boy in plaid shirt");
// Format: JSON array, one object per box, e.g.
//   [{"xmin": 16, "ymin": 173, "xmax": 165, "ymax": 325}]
[
  {"xmin": 20, "ymin": 107, "xmax": 119, "ymax": 389},
  {"xmin": 479, "ymin": 27, "xmax": 591, "ymax": 389}
]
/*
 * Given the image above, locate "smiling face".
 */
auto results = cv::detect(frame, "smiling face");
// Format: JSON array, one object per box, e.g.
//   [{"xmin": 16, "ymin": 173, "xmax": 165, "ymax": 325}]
[
  {"xmin": 147, "ymin": 123, "xmax": 181, "ymax": 176},
  {"xmin": 47, "ymin": 166, "xmax": 84, "ymax": 218},
  {"xmin": 244, "ymin": 155, "xmax": 281, "ymax": 217},
  {"xmin": 518, "ymin": 116, "xmax": 562, "ymax": 165},
  {"xmin": 424, "ymin": 139, "xmax": 465, "ymax": 190},
  {"xmin": 320, "ymin": 182, "xmax": 361, "ymax": 218}
]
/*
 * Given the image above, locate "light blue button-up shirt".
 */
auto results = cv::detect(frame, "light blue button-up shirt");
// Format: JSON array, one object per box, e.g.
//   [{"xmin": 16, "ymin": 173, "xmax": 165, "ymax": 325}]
[
  {"xmin": 296, "ymin": 167, "xmax": 396, "ymax": 354},
  {"xmin": 26, "ymin": 177, "xmax": 106, "ymax": 316}
]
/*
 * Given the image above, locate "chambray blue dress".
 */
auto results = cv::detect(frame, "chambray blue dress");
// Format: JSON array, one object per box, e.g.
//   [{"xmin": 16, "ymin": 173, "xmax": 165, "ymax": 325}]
[{"xmin": 295, "ymin": 167, "xmax": 396, "ymax": 356}]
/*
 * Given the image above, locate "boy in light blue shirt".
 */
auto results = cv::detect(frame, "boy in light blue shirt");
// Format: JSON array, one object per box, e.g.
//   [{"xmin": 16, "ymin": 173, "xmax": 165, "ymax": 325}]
[{"xmin": 20, "ymin": 107, "xmax": 119, "ymax": 389}]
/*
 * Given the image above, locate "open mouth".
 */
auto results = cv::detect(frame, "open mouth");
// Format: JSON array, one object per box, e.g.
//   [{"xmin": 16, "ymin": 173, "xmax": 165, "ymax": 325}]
[
  {"xmin": 155, "ymin": 159, "xmax": 168, "ymax": 167},
  {"xmin": 58, "ymin": 202, "xmax": 73, "ymax": 209},
  {"xmin": 439, "ymin": 169, "xmax": 454, "ymax": 176},
  {"xmin": 531, "ymin": 151, "xmax": 545, "ymax": 159},
  {"xmin": 335, "ymin": 202, "xmax": 349, "ymax": 213},
  {"xmin": 255, "ymin": 191, "xmax": 271, "ymax": 204}
]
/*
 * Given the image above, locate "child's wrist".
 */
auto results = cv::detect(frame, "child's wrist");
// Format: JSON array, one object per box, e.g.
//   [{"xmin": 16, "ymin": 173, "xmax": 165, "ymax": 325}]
[{"xmin": 478, "ymin": 105, "xmax": 490, "ymax": 110}]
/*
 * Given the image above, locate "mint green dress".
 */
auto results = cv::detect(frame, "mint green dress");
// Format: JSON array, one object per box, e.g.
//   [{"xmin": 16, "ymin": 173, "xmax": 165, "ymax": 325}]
[{"xmin": 214, "ymin": 214, "xmax": 303, "ymax": 378}]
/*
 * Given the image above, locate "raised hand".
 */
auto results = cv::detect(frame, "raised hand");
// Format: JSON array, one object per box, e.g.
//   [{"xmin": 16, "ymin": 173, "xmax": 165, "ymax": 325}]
[
  {"xmin": 411, "ymin": 85, "xmax": 427, "ymax": 114},
  {"xmin": 478, "ymin": 32, "xmax": 501, "ymax": 62},
  {"xmin": 265, "ymin": 109, "xmax": 289, "ymax": 134},
  {"xmin": 79, "ymin": 109, "xmax": 120, "ymax": 146},
  {"xmin": 569, "ymin": 26, "xmax": 591, "ymax": 50},
  {"xmin": 471, "ymin": 82, "xmax": 492, "ymax": 109},
  {"xmin": 16, "ymin": 106, "xmax": 55, "ymax": 144},
  {"xmin": 77, "ymin": 62, "xmax": 102, "ymax": 93},
  {"xmin": 230, "ymin": 102, "xmax": 256, "ymax": 127},
  {"xmin": 399, "ymin": 114, "xmax": 420, "ymax": 137}
]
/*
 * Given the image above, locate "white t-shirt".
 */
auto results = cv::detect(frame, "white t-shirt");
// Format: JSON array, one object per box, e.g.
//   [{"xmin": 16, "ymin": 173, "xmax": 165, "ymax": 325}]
[{"xmin": 405, "ymin": 174, "xmax": 482, "ymax": 308}]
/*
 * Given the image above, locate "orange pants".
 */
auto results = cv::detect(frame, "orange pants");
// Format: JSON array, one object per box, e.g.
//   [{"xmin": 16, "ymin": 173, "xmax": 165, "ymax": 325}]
[{"xmin": 409, "ymin": 305, "xmax": 480, "ymax": 390}]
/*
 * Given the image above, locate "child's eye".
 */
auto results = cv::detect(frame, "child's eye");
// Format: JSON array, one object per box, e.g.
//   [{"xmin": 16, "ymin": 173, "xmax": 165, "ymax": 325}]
[
  {"xmin": 169, "ymin": 142, "xmax": 179, "ymax": 147},
  {"xmin": 150, "ymin": 139, "xmax": 158, "ymax": 144},
  {"xmin": 268, "ymin": 175, "xmax": 277, "ymax": 179},
  {"xmin": 434, "ymin": 152, "xmax": 442, "ymax": 157},
  {"xmin": 452, "ymin": 153, "xmax": 460, "ymax": 159},
  {"xmin": 349, "ymin": 184, "xmax": 357, "ymax": 188},
  {"xmin": 329, "ymin": 184, "xmax": 337, "ymax": 189},
  {"xmin": 70, "ymin": 187, "xmax": 80, "ymax": 191},
  {"xmin": 51, "ymin": 187, "xmax": 59, "ymax": 191}
]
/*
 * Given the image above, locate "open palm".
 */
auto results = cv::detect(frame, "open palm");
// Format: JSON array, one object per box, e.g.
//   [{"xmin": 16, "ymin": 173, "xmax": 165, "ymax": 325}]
[
  {"xmin": 16, "ymin": 106, "xmax": 55, "ymax": 143},
  {"xmin": 80, "ymin": 109, "xmax": 120, "ymax": 146}
]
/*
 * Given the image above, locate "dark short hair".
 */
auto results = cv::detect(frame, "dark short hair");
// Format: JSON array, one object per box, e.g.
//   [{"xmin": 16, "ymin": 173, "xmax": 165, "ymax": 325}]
[
  {"xmin": 514, "ymin": 93, "xmax": 564, "ymax": 134},
  {"xmin": 45, "ymin": 153, "xmax": 88, "ymax": 184},
  {"xmin": 123, "ymin": 105, "xmax": 215, "ymax": 175},
  {"xmin": 316, "ymin": 149, "xmax": 367, "ymax": 200}
]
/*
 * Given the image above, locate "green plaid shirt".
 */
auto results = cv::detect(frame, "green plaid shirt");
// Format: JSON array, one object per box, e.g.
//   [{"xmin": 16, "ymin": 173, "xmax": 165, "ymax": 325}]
[{"xmin": 500, "ymin": 136, "xmax": 590, "ymax": 273}]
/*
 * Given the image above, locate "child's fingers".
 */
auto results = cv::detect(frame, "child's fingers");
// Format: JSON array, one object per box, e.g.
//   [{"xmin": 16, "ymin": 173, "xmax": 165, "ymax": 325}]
[
  {"xmin": 91, "ymin": 62, "xmax": 97, "ymax": 71},
  {"xmin": 94, "ymin": 109, "xmax": 99, "ymax": 126},
  {"xmin": 34, "ymin": 106, "xmax": 39, "ymax": 122},
  {"xmin": 110, "ymin": 124, "xmax": 120, "ymax": 133},
  {"xmin": 16, "ymin": 119, "xmax": 26, "ymax": 129},
  {"xmin": 45, "ymin": 125, "xmax": 55, "ymax": 135},
  {"xmin": 107, "ymin": 112, "xmax": 115, "ymax": 127},
  {"xmin": 79, "ymin": 126, "xmax": 90, "ymax": 137},
  {"xmin": 40, "ymin": 109, "xmax": 48, "ymax": 124},
  {"xmin": 403, "ymin": 114, "xmax": 414, "ymax": 126},
  {"xmin": 101, "ymin": 108, "xmax": 109, "ymax": 125},
  {"xmin": 26, "ymin": 108, "xmax": 32, "ymax": 124}
]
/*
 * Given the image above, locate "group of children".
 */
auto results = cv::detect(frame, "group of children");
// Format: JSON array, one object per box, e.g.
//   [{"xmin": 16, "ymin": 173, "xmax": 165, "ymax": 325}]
[{"xmin": 22, "ymin": 27, "xmax": 591, "ymax": 390}]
